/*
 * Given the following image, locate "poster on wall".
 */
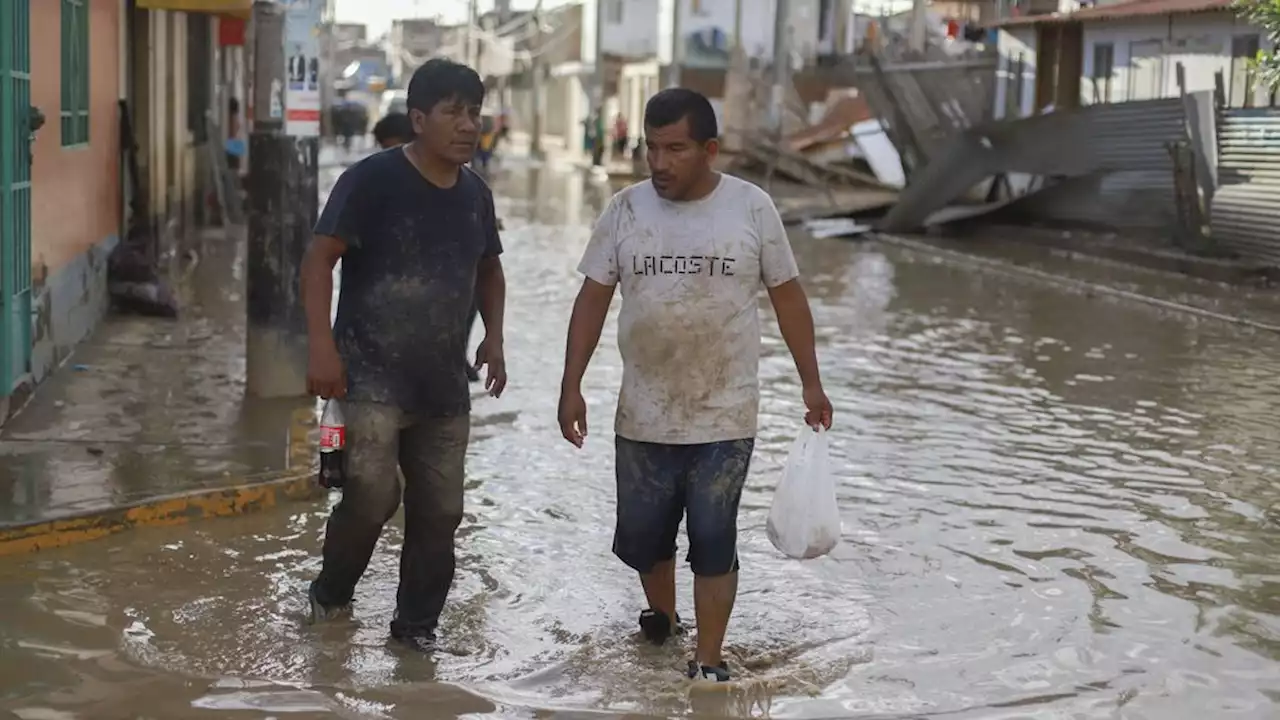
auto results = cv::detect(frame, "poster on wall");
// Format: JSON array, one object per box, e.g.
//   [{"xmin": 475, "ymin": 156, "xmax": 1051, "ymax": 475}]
[{"xmin": 282, "ymin": 0, "xmax": 323, "ymax": 137}]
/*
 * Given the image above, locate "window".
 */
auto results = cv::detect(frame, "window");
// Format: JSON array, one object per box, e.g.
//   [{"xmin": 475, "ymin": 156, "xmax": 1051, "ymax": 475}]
[
  {"xmin": 1005, "ymin": 52, "xmax": 1025, "ymax": 118},
  {"xmin": 61, "ymin": 0, "xmax": 90, "ymax": 146},
  {"xmin": 818, "ymin": 0, "xmax": 834, "ymax": 45},
  {"xmin": 1091, "ymin": 42, "xmax": 1114, "ymax": 103},
  {"xmin": 1230, "ymin": 34, "xmax": 1260, "ymax": 108}
]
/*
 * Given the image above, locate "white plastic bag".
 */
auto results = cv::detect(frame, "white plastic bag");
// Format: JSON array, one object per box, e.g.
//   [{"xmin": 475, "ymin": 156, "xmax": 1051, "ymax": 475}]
[{"xmin": 766, "ymin": 428, "xmax": 842, "ymax": 559}]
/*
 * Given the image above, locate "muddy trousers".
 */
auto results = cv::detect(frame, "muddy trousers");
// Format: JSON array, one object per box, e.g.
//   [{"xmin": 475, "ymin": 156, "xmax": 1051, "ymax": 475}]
[{"xmin": 311, "ymin": 404, "xmax": 471, "ymax": 638}]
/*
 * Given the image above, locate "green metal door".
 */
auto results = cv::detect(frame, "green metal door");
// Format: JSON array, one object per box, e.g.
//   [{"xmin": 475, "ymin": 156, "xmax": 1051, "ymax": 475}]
[{"xmin": 0, "ymin": 0, "xmax": 32, "ymax": 394}]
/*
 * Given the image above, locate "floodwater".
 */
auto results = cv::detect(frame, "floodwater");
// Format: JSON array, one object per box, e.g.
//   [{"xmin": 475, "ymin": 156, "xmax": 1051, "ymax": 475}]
[{"xmin": 2, "ymin": 163, "xmax": 1280, "ymax": 719}]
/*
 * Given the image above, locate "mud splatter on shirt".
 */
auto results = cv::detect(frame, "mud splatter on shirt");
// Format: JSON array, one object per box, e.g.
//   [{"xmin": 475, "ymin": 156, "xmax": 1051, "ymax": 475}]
[
  {"xmin": 577, "ymin": 174, "xmax": 799, "ymax": 445},
  {"xmin": 315, "ymin": 148, "xmax": 502, "ymax": 417}
]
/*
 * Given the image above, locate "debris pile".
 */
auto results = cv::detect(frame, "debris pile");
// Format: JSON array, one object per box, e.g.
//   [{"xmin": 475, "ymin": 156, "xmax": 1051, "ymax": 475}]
[{"xmin": 717, "ymin": 55, "xmax": 905, "ymax": 222}]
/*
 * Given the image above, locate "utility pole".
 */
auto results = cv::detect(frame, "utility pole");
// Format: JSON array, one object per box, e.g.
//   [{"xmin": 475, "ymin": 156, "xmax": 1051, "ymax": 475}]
[
  {"xmin": 465, "ymin": 0, "xmax": 479, "ymax": 67},
  {"xmin": 590, "ymin": 0, "xmax": 606, "ymax": 166},
  {"xmin": 909, "ymin": 0, "xmax": 927, "ymax": 54},
  {"xmin": 668, "ymin": 0, "xmax": 683, "ymax": 87},
  {"xmin": 734, "ymin": 0, "xmax": 744, "ymax": 50},
  {"xmin": 320, "ymin": 0, "xmax": 336, "ymax": 139},
  {"xmin": 529, "ymin": 0, "xmax": 544, "ymax": 160},
  {"xmin": 770, "ymin": 0, "xmax": 790, "ymax": 134},
  {"xmin": 246, "ymin": 0, "xmax": 319, "ymax": 399}
]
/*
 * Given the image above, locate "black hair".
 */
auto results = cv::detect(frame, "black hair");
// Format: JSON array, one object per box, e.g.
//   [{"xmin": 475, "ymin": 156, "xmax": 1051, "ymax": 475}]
[
  {"xmin": 643, "ymin": 88, "xmax": 718, "ymax": 143},
  {"xmin": 406, "ymin": 58, "xmax": 486, "ymax": 114},
  {"xmin": 228, "ymin": 97, "xmax": 240, "ymax": 114},
  {"xmin": 372, "ymin": 112, "xmax": 414, "ymax": 145}
]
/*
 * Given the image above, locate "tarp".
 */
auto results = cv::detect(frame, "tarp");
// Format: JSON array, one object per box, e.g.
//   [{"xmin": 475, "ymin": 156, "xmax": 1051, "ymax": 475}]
[{"xmin": 135, "ymin": 0, "xmax": 251, "ymax": 17}]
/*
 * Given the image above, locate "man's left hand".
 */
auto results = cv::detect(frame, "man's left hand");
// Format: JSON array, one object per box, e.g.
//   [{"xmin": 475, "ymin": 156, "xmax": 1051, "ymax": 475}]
[
  {"xmin": 803, "ymin": 384, "xmax": 833, "ymax": 430},
  {"xmin": 474, "ymin": 337, "xmax": 507, "ymax": 398}
]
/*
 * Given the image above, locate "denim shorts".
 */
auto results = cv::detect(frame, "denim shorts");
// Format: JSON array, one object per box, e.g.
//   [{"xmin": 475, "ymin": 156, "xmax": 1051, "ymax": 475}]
[{"xmin": 613, "ymin": 435, "xmax": 755, "ymax": 577}]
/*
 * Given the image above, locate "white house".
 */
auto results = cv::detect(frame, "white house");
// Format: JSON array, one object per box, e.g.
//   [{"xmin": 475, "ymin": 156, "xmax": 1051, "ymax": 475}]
[
  {"xmin": 543, "ymin": 0, "xmax": 838, "ymax": 160},
  {"xmin": 652, "ymin": 0, "xmax": 825, "ymax": 69},
  {"xmin": 992, "ymin": 0, "xmax": 1275, "ymax": 120},
  {"xmin": 535, "ymin": 0, "xmax": 661, "ymax": 160},
  {"xmin": 594, "ymin": 0, "xmax": 663, "ymax": 59}
]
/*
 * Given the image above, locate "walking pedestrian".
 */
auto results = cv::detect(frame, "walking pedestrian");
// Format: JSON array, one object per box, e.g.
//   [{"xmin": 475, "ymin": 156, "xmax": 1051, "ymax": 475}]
[
  {"xmin": 300, "ymin": 58, "xmax": 508, "ymax": 651},
  {"xmin": 611, "ymin": 111, "xmax": 629, "ymax": 158},
  {"xmin": 372, "ymin": 109, "xmax": 483, "ymax": 382},
  {"xmin": 472, "ymin": 114, "xmax": 497, "ymax": 176},
  {"xmin": 225, "ymin": 97, "xmax": 246, "ymax": 173},
  {"xmin": 557, "ymin": 88, "xmax": 833, "ymax": 683}
]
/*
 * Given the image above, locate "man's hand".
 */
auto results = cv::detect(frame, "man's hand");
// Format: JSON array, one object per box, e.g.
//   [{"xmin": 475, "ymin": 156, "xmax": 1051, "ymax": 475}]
[
  {"xmin": 803, "ymin": 383, "xmax": 833, "ymax": 431},
  {"xmin": 473, "ymin": 336, "xmax": 507, "ymax": 398},
  {"xmin": 307, "ymin": 345, "xmax": 346, "ymax": 399},
  {"xmin": 558, "ymin": 386, "xmax": 588, "ymax": 447}
]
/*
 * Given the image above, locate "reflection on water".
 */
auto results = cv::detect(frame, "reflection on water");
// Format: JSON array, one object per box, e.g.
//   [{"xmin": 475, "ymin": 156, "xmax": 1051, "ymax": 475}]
[{"xmin": 1, "ymin": 167, "xmax": 1279, "ymax": 719}]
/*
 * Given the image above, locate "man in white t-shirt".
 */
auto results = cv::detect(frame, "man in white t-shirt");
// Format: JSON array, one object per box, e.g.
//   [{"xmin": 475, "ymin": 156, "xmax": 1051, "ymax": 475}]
[{"xmin": 557, "ymin": 88, "xmax": 833, "ymax": 683}]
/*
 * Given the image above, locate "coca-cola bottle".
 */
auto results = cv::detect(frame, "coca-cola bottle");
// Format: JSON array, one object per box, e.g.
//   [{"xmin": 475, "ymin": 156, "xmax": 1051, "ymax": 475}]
[{"xmin": 318, "ymin": 399, "xmax": 347, "ymax": 489}]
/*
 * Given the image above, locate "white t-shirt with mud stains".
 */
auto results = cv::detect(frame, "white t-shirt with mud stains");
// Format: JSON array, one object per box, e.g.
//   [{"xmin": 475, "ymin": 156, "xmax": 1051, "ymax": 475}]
[{"xmin": 577, "ymin": 174, "xmax": 800, "ymax": 445}]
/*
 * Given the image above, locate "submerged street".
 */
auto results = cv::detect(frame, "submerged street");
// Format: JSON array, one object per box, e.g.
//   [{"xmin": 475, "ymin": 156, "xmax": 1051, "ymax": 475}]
[{"xmin": 1, "ymin": 163, "xmax": 1278, "ymax": 719}]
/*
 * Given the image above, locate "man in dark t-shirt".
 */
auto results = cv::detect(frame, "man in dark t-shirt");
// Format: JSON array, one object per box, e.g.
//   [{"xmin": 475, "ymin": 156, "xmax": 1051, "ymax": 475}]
[
  {"xmin": 299, "ymin": 58, "xmax": 507, "ymax": 651},
  {"xmin": 372, "ymin": 110, "xmax": 483, "ymax": 380}
]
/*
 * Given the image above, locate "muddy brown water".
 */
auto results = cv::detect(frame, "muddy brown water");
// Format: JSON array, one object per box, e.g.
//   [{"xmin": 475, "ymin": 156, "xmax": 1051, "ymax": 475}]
[{"xmin": 1, "ymin": 166, "xmax": 1278, "ymax": 719}]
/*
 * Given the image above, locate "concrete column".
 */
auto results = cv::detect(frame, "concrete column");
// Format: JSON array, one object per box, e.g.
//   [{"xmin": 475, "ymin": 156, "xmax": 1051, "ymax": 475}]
[{"xmin": 245, "ymin": 0, "xmax": 314, "ymax": 399}]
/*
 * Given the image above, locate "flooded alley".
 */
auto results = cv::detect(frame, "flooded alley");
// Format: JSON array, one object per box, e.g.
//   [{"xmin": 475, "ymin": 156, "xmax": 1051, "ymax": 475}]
[{"xmin": 1, "ymin": 164, "xmax": 1278, "ymax": 720}]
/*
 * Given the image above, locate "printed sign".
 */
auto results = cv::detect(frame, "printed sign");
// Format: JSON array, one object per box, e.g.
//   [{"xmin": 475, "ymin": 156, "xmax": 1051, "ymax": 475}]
[{"xmin": 282, "ymin": 0, "xmax": 323, "ymax": 137}]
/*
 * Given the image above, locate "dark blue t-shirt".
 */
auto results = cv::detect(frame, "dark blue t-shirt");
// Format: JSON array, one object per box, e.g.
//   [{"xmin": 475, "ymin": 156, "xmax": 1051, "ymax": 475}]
[{"xmin": 314, "ymin": 148, "xmax": 502, "ymax": 417}]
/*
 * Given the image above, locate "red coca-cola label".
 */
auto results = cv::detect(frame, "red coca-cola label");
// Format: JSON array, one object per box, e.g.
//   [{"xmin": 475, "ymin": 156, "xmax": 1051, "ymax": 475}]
[{"xmin": 319, "ymin": 425, "xmax": 345, "ymax": 451}]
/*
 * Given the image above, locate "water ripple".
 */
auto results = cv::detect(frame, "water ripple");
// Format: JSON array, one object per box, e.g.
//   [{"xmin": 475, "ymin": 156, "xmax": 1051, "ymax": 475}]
[{"xmin": 0, "ymin": 168, "xmax": 1279, "ymax": 718}]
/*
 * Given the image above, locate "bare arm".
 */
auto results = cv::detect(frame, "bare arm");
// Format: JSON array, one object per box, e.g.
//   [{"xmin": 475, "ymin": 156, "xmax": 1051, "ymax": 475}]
[
  {"xmin": 301, "ymin": 235, "xmax": 347, "ymax": 398},
  {"xmin": 473, "ymin": 254, "xmax": 508, "ymax": 397},
  {"xmin": 473, "ymin": 190, "xmax": 508, "ymax": 396},
  {"xmin": 301, "ymin": 236, "xmax": 345, "ymax": 351},
  {"xmin": 475, "ymin": 255, "xmax": 506, "ymax": 343},
  {"xmin": 769, "ymin": 278, "xmax": 832, "ymax": 428},
  {"xmin": 560, "ymin": 195, "xmax": 620, "ymax": 446},
  {"xmin": 767, "ymin": 279, "xmax": 820, "ymax": 388},
  {"xmin": 561, "ymin": 278, "xmax": 616, "ymax": 392}
]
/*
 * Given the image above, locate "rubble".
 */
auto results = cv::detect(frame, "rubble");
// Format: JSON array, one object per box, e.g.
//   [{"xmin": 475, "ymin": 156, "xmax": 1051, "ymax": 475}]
[{"xmin": 718, "ymin": 54, "xmax": 903, "ymax": 224}]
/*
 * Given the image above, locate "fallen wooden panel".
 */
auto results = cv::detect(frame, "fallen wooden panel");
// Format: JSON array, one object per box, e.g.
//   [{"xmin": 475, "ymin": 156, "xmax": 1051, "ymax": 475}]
[{"xmin": 774, "ymin": 187, "xmax": 899, "ymax": 224}]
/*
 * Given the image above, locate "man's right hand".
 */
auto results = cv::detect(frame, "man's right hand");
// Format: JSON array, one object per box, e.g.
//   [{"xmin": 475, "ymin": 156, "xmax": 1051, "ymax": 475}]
[
  {"xmin": 307, "ymin": 346, "xmax": 347, "ymax": 399},
  {"xmin": 557, "ymin": 386, "xmax": 588, "ymax": 448}
]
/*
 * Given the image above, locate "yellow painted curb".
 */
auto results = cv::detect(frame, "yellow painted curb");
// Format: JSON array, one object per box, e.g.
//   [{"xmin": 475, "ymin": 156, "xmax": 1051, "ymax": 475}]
[
  {"xmin": 0, "ymin": 401, "xmax": 324, "ymax": 557},
  {"xmin": 0, "ymin": 471, "xmax": 323, "ymax": 557}
]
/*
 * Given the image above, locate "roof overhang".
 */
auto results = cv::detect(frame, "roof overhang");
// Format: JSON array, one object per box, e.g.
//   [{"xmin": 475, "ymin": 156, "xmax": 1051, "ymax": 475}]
[
  {"xmin": 135, "ymin": 0, "xmax": 251, "ymax": 18},
  {"xmin": 986, "ymin": 0, "xmax": 1233, "ymax": 28}
]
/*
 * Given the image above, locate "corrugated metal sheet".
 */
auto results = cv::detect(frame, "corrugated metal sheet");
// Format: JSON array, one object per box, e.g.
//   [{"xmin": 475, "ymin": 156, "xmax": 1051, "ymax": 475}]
[
  {"xmin": 881, "ymin": 97, "xmax": 1188, "ymax": 232},
  {"xmin": 991, "ymin": 98, "xmax": 1187, "ymax": 229},
  {"xmin": 848, "ymin": 57, "xmax": 998, "ymax": 172},
  {"xmin": 1210, "ymin": 108, "xmax": 1280, "ymax": 265},
  {"xmin": 1056, "ymin": 98, "xmax": 1187, "ymax": 229}
]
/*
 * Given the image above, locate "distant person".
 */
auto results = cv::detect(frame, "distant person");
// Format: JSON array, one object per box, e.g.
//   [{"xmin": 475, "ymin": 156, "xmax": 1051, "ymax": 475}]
[
  {"xmin": 591, "ymin": 109, "xmax": 607, "ymax": 166},
  {"xmin": 557, "ymin": 88, "xmax": 832, "ymax": 683},
  {"xmin": 473, "ymin": 115, "xmax": 496, "ymax": 174},
  {"xmin": 225, "ymin": 97, "xmax": 246, "ymax": 173},
  {"xmin": 612, "ymin": 112, "xmax": 629, "ymax": 157},
  {"xmin": 372, "ymin": 112, "xmax": 414, "ymax": 148},
  {"xmin": 497, "ymin": 107, "xmax": 511, "ymax": 144},
  {"xmin": 301, "ymin": 58, "xmax": 507, "ymax": 652}
]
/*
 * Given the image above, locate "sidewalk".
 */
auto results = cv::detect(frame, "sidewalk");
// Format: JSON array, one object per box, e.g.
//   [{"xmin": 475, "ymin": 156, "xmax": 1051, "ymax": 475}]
[{"xmin": 0, "ymin": 226, "xmax": 320, "ymax": 556}]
